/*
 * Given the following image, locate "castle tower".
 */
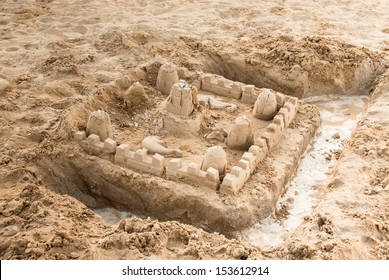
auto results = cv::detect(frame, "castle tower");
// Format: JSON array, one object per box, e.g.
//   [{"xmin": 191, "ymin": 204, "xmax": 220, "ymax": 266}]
[
  {"xmin": 200, "ymin": 146, "xmax": 227, "ymax": 175},
  {"xmin": 156, "ymin": 63, "xmax": 179, "ymax": 95},
  {"xmin": 86, "ymin": 110, "xmax": 113, "ymax": 141},
  {"xmin": 226, "ymin": 116, "xmax": 253, "ymax": 150},
  {"xmin": 253, "ymin": 89, "xmax": 278, "ymax": 121}
]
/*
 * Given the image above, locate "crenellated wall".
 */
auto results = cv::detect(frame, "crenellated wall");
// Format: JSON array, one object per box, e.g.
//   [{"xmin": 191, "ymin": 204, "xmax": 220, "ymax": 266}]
[
  {"xmin": 113, "ymin": 144, "xmax": 165, "ymax": 176},
  {"xmin": 115, "ymin": 147, "xmax": 165, "ymax": 177},
  {"xmin": 200, "ymin": 74, "xmax": 291, "ymax": 113},
  {"xmin": 166, "ymin": 159, "xmax": 219, "ymax": 189},
  {"xmin": 220, "ymin": 97, "xmax": 297, "ymax": 195},
  {"xmin": 201, "ymin": 74, "xmax": 243, "ymax": 99},
  {"xmin": 76, "ymin": 132, "xmax": 117, "ymax": 156}
]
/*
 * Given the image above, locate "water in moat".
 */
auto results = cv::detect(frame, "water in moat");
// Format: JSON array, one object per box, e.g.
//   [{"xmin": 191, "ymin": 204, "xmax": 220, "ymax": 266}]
[
  {"xmin": 241, "ymin": 95, "xmax": 369, "ymax": 248},
  {"xmin": 93, "ymin": 208, "xmax": 135, "ymax": 225}
]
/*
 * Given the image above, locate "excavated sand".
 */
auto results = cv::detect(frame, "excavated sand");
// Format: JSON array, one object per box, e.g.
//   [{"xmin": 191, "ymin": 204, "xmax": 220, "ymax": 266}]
[{"xmin": 0, "ymin": 0, "xmax": 388, "ymax": 260}]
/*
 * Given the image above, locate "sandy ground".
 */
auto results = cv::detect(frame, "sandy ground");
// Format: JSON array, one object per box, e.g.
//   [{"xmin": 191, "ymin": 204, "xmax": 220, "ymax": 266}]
[{"xmin": 0, "ymin": 0, "xmax": 389, "ymax": 259}]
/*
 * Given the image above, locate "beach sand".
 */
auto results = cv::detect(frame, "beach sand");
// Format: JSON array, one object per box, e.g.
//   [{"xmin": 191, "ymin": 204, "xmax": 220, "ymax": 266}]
[{"xmin": 0, "ymin": 0, "xmax": 388, "ymax": 259}]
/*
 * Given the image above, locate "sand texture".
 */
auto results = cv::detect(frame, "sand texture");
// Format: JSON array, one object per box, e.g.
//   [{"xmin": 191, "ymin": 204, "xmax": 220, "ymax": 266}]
[{"xmin": 0, "ymin": 0, "xmax": 389, "ymax": 259}]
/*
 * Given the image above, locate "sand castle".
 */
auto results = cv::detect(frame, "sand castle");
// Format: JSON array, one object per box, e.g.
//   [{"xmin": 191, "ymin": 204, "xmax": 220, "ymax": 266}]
[
  {"xmin": 200, "ymin": 146, "xmax": 227, "ymax": 175},
  {"xmin": 201, "ymin": 74, "xmax": 243, "ymax": 99},
  {"xmin": 74, "ymin": 68, "xmax": 299, "ymax": 196},
  {"xmin": 76, "ymin": 110, "xmax": 117, "ymax": 155},
  {"xmin": 68, "ymin": 64, "xmax": 316, "ymax": 236}
]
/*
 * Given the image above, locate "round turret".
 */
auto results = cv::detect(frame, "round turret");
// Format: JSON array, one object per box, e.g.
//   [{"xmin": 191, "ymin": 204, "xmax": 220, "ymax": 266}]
[
  {"xmin": 226, "ymin": 116, "xmax": 253, "ymax": 150},
  {"xmin": 253, "ymin": 89, "xmax": 277, "ymax": 120},
  {"xmin": 156, "ymin": 63, "xmax": 179, "ymax": 95},
  {"xmin": 86, "ymin": 110, "xmax": 113, "ymax": 141},
  {"xmin": 200, "ymin": 146, "xmax": 227, "ymax": 175}
]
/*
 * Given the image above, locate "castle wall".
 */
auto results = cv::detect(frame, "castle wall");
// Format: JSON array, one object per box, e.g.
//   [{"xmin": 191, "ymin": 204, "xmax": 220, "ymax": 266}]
[
  {"xmin": 219, "ymin": 157, "xmax": 246, "ymax": 194},
  {"xmin": 126, "ymin": 149, "xmax": 165, "ymax": 176},
  {"xmin": 166, "ymin": 159, "xmax": 219, "ymax": 189},
  {"xmin": 278, "ymin": 101, "xmax": 297, "ymax": 128},
  {"xmin": 201, "ymin": 75, "xmax": 242, "ymax": 99},
  {"xmin": 77, "ymin": 133, "xmax": 117, "ymax": 156}
]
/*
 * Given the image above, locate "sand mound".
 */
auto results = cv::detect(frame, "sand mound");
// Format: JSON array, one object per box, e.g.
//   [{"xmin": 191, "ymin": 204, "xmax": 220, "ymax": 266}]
[{"xmin": 0, "ymin": 183, "xmax": 262, "ymax": 260}]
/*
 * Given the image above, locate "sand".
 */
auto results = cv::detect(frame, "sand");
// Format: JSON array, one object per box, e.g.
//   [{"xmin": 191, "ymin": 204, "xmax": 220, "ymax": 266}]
[
  {"xmin": 241, "ymin": 95, "xmax": 369, "ymax": 248},
  {"xmin": 0, "ymin": 0, "xmax": 388, "ymax": 260}
]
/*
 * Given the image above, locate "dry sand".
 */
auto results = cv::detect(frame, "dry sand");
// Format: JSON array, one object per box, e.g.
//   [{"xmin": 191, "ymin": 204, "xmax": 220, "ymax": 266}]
[{"xmin": 0, "ymin": 0, "xmax": 389, "ymax": 259}]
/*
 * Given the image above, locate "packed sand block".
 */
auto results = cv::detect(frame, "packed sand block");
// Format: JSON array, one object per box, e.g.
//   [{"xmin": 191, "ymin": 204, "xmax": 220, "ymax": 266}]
[
  {"xmin": 141, "ymin": 136, "xmax": 182, "ymax": 157},
  {"xmin": 253, "ymin": 89, "xmax": 278, "ymax": 121},
  {"xmin": 161, "ymin": 80, "xmax": 202, "ymax": 135},
  {"xmin": 124, "ymin": 81, "xmax": 149, "ymax": 108},
  {"xmin": 156, "ymin": 63, "xmax": 179, "ymax": 95},
  {"xmin": 221, "ymin": 165, "xmax": 250, "ymax": 196},
  {"xmin": 226, "ymin": 116, "xmax": 253, "ymax": 150},
  {"xmin": 241, "ymin": 85, "xmax": 257, "ymax": 104},
  {"xmin": 200, "ymin": 146, "xmax": 227, "ymax": 176},
  {"xmin": 85, "ymin": 110, "xmax": 113, "ymax": 141},
  {"xmin": 165, "ymin": 80, "xmax": 197, "ymax": 116}
]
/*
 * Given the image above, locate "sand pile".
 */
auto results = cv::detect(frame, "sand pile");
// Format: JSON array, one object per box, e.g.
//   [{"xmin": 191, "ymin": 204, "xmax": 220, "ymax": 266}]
[{"xmin": 0, "ymin": 183, "xmax": 262, "ymax": 260}]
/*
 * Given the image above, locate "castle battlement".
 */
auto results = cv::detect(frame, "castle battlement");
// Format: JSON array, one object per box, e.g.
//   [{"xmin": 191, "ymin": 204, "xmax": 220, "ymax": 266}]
[
  {"xmin": 220, "ymin": 143, "xmax": 266, "ymax": 195},
  {"xmin": 114, "ymin": 147, "xmax": 165, "ymax": 176},
  {"xmin": 278, "ymin": 101, "xmax": 297, "ymax": 128},
  {"xmin": 200, "ymin": 74, "xmax": 292, "ymax": 117},
  {"xmin": 250, "ymin": 97, "xmax": 297, "ymax": 152},
  {"xmin": 220, "ymin": 164, "xmax": 250, "ymax": 195},
  {"xmin": 166, "ymin": 159, "xmax": 219, "ymax": 189},
  {"xmin": 241, "ymin": 85, "xmax": 257, "ymax": 104},
  {"xmin": 76, "ymin": 132, "xmax": 117, "ymax": 156},
  {"xmin": 260, "ymin": 121, "xmax": 284, "ymax": 151},
  {"xmin": 201, "ymin": 74, "xmax": 243, "ymax": 99},
  {"xmin": 241, "ymin": 86, "xmax": 287, "ymax": 109}
]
